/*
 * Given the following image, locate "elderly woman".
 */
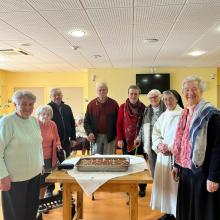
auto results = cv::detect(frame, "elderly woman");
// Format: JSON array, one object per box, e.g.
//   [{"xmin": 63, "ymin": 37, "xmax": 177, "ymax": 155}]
[
  {"xmin": 35, "ymin": 105, "xmax": 62, "ymax": 202},
  {"xmin": 72, "ymin": 116, "xmax": 90, "ymax": 155},
  {"xmin": 117, "ymin": 85, "xmax": 146, "ymax": 196},
  {"xmin": 172, "ymin": 76, "xmax": 220, "ymax": 220},
  {"xmin": 150, "ymin": 90, "xmax": 183, "ymax": 220},
  {"xmin": 135, "ymin": 89, "xmax": 166, "ymax": 179},
  {"xmin": 0, "ymin": 90, "xmax": 43, "ymax": 220}
]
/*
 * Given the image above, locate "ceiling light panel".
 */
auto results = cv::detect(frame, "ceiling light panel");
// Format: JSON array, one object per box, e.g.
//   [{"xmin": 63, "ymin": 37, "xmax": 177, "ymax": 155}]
[
  {"xmin": 27, "ymin": 0, "xmax": 82, "ymax": 10},
  {"xmin": 81, "ymin": 0, "xmax": 132, "ymax": 8}
]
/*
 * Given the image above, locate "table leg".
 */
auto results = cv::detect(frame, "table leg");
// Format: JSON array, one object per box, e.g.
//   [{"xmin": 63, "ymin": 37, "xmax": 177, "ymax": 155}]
[
  {"xmin": 129, "ymin": 184, "xmax": 138, "ymax": 220},
  {"xmin": 77, "ymin": 190, "xmax": 83, "ymax": 219},
  {"xmin": 63, "ymin": 183, "xmax": 72, "ymax": 220}
]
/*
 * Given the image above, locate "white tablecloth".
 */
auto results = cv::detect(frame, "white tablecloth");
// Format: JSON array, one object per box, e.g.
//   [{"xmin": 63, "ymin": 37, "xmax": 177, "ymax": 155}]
[{"xmin": 62, "ymin": 155, "xmax": 147, "ymax": 196}]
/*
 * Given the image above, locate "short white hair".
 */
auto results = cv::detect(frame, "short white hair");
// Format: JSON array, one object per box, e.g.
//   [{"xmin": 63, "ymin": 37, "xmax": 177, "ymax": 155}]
[
  {"xmin": 49, "ymin": 88, "xmax": 63, "ymax": 96},
  {"xmin": 35, "ymin": 105, "xmax": 53, "ymax": 118},
  {"xmin": 96, "ymin": 82, "xmax": 108, "ymax": 90},
  {"xmin": 182, "ymin": 75, "xmax": 206, "ymax": 92},
  {"xmin": 12, "ymin": 90, "xmax": 36, "ymax": 105},
  {"xmin": 147, "ymin": 89, "xmax": 161, "ymax": 98}
]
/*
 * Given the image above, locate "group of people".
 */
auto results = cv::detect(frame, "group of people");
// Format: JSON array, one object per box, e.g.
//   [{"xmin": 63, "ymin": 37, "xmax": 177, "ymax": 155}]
[{"xmin": 0, "ymin": 75, "xmax": 220, "ymax": 220}]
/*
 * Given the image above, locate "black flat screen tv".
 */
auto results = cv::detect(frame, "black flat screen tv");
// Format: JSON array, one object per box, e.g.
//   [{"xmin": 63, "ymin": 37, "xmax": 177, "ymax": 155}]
[{"xmin": 136, "ymin": 73, "xmax": 170, "ymax": 94}]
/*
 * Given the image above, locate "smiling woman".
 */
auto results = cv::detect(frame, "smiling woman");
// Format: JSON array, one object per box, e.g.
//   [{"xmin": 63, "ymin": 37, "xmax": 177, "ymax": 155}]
[{"xmin": 0, "ymin": 90, "xmax": 43, "ymax": 220}]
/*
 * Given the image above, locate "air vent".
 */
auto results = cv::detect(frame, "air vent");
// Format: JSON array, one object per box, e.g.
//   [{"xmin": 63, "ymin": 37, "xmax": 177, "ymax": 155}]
[{"xmin": 0, "ymin": 48, "xmax": 30, "ymax": 56}]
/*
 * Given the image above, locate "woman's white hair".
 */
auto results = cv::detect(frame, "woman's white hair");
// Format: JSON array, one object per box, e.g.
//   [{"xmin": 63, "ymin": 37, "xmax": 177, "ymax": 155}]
[
  {"xmin": 35, "ymin": 105, "xmax": 53, "ymax": 118},
  {"xmin": 147, "ymin": 89, "xmax": 162, "ymax": 98},
  {"xmin": 182, "ymin": 75, "xmax": 206, "ymax": 92},
  {"xmin": 12, "ymin": 90, "xmax": 36, "ymax": 105}
]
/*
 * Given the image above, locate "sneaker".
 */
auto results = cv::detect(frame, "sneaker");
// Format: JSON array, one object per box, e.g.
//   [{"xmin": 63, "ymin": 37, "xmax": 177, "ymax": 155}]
[
  {"xmin": 45, "ymin": 191, "xmax": 53, "ymax": 198},
  {"xmin": 38, "ymin": 204, "xmax": 48, "ymax": 214},
  {"xmin": 138, "ymin": 189, "xmax": 146, "ymax": 197}
]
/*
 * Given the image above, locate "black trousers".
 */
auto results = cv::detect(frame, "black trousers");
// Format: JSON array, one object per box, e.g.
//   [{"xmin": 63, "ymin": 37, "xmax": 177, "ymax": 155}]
[
  {"xmin": 176, "ymin": 168, "xmax": 220, "ymax": 220},
  {"xmin": 1, "ymin": 174, "xmax": 41, "ymax": 220},
  {"xmin": 123, "ymin": 143, "xmax": 147, "ymax": 191}
]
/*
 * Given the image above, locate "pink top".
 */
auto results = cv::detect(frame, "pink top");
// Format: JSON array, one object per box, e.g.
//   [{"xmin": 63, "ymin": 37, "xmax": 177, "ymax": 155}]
[
  {"xmin": 174, "ymin": 108, "xmax": 194, "ymax": 169},
  {"xmin": 38, "ymin": 120, "xmax": 61, "ymax": 167}
]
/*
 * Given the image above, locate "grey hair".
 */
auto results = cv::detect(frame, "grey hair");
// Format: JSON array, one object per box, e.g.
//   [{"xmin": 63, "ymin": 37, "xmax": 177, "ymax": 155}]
[
  {"xmin": 147, "ymin": 89, "xmax": 161, "ymax": 98},
  {"xmin": 128, "ymin": 85, "xmax": 141, "ymax": 94},
  {"xmin": 12, "ymin": 90, "xmax": 36, "ymax": 105},
  {"xmin": 182, "ymin": 75, "xmax": 206, "ymax": 92},
  {"xmin": 49, "ymin": 88, "xmax": 63, "ymax": 96},
  {"xmin": 162, "ymin": 90, "xmax": 177, "ymax": 102},
  {"xmin": 35, "ymin": 105, "xmax": 53, "ymax": 118},
  {"xmin": 96, "ymin": 82, "xmax": 108, "ymax": 90}
]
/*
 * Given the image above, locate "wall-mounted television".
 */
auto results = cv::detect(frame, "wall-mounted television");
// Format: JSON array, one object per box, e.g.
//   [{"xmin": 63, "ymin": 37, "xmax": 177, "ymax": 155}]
[{"xmin": 136, "ymin": 73, "xmax": 170, "ymax": 94}]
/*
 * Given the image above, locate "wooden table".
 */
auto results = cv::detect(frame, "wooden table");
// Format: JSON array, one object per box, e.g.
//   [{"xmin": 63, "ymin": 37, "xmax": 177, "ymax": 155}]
[{"xmin": 46, "ymin": 169, "xmax": 152, "ymax": 220}]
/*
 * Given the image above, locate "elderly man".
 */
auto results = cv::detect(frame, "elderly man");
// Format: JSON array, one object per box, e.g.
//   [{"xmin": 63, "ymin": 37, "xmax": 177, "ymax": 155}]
[
  {"xmin": 46, "ymin": 88, "xmax": 76, "ymax": 197},
  {"xmin": 84, "ymin": 82, "xmax": 119, "ymax": 155},
  {"xmin": 48, "ymin": 88, "xmax": 76, "ymax": 157}
]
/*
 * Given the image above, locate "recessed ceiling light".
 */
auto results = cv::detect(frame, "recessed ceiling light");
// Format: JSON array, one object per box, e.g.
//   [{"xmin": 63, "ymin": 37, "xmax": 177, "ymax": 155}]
[
  {"xmin": 144, "ymin": 38, "xmax": 159, "ymax": 43},
  {"xmin": 216, "ymin": 26, "xmax": 220, "ymax": 32},
  {"xmin": 69, "ymin": 30, "xmax": 86, "ymax": 37},
  {"xmin": 188, "ymin": 50, "xmax": 206, "ymax": 56}
]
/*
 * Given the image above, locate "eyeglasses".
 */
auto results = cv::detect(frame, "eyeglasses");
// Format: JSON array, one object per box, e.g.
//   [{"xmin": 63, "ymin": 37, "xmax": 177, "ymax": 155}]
[{"xmin": 148, "ymin": 96, "xmax": 158, "ymax": 100}]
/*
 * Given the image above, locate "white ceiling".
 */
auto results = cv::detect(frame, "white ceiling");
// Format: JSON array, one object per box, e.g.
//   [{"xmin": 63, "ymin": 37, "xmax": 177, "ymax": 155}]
[{"xmin": 0, "ymin": 0, "xmax": 220, "ymax": 72}]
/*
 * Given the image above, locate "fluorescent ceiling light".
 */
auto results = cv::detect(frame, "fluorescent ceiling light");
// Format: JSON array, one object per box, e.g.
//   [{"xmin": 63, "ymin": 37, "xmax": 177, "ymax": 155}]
[
  {"xmin": 188, "ymin": 50, "xmax": 206, "ymax": 56},
  {"xmin": 69, "ymin": 30, "xmax": 85, "ymax": 37}
]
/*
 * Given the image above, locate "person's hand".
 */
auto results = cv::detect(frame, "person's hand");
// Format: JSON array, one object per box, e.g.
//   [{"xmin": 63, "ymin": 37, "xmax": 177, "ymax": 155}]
[
  {"xmin": 0, "ymin": 176, "xmax": 11, "ymax": 191},
  {"xmin": 158, "ymin": 143, "xmax": 171, "ymax": 155},
  {"xmin": 134, "ymin": 139, "xmax": 141, "ymax": 147},
  {"xmin": 207, "ymin": 180, "xmax": 219, "ymax": 193},
  {"xmin": 88, "ymin": 133, "xmax": 95, "ymax": 142},
  {"xmin": 172, "ymin": 167, "xmax": 179, "ymax": 182},
  {"xmin": 57, "ymin": 144, "xmax": 62, "ymax": 151},
  {"xmin": 117, "ymin": 140, "xmax": 124, "ymax": 149}
]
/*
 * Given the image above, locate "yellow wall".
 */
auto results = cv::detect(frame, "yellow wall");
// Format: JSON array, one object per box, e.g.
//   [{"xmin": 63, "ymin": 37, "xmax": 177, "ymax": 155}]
[
  {"xmin": 4, "ymin": 71, "xmax": 88, "ymax": 112},
  {"xmin": 0, "ymin": 71, "xmax": 8, "ymax": 115},
  {"xmin": 88, "ymin": 67, "xmax": 217, "ymax": 107},
  {"xmin": 1, "ymin": 67, "xmax": 218, "ymax": 115}
]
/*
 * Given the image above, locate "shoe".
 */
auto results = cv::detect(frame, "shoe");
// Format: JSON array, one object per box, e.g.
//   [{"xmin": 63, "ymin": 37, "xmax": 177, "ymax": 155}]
[
  {"xmin": 138, "ymin": 189, "xmax": 146, "ymax": 197},
  {"xmin": 158, "ymin": 214, "xmax": 175, "ymax": 220},
  {"xmin": 45, "ymin": 191, "xmax": 53, "ymax": 198},
  {"xmin": 38, "ymin": 204, "xmax": 48, "ymax": 214}
]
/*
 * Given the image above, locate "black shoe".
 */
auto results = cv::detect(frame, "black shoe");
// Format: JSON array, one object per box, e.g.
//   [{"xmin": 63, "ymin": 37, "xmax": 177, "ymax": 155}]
[
  {"xmin": 158, "ymin": 214, "xmax": 175, "ymax": 220},
  {"xmin": 38, "ymin": 204, "xmax": 48, "ymax": 214},
  {"xmin": 138, "ymin": 189, "xmax": 146, "ymax": 197}
]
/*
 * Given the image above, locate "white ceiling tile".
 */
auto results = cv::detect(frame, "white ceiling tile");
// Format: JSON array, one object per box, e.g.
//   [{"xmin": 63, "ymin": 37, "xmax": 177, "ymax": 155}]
[
  {"xmin": 81, "ymin": 0, "xmax": 132, "ymax": 8},
  {"xmin": 87, "ymin": 8, "xmax": 133, "ymax": 27},
  {"xmin": 40, "ymin": 10, "xmax": 91, "ymax": 28},
  {"xmin": 0, "ymin": 0, "xmax": 33, "ymax": 12},
  {"xmin": 135, "ymin": 0, "xmax": 186, "ymax": 7},
  {"xmin": 27, "ymin": 0, "xmax": 82, "ymax": 10}
]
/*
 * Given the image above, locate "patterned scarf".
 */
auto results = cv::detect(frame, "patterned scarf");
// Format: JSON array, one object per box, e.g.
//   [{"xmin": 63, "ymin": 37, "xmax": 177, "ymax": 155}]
[
  {"xmin": 172, "ymin": 108, "xmax": 189, "ymax": 158},
  {"xmin": 124, "ymin": 99, "xmax": 145, "ymax": 152}
]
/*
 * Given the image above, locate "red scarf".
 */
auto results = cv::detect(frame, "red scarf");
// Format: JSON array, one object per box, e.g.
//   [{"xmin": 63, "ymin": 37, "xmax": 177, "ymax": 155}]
[{"xmin": 124, "ymin": 99, "xmax": 145, "ymax": 152}]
